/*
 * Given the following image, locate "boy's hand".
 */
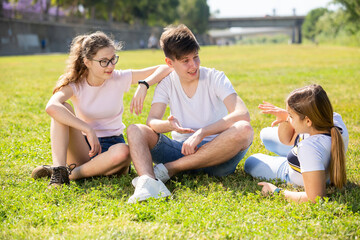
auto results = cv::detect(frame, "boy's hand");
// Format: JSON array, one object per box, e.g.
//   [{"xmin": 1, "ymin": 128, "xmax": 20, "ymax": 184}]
[
  {"xmin": 130, "ymin": 84, "xmax": 148, "ymax": 115},
  {"xmin": 258, "ymin": 101, "xmax": 289, "ymax": 127},
  {"xmin": 168, "ymin": 115, "xmax": 195, "ymax": 134},
  {"xmin": 181, "ymin": 130, "xmax": 203, "ymax": 155}
]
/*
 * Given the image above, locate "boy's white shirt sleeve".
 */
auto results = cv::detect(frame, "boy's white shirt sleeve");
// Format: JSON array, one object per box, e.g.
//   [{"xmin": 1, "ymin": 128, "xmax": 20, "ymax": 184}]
[
  {"xmin": 152, "ymin": 75, "xmax": 171, "ymax": 105},
  {"xmin": 210, "ymin": 68, "xmax": 237, "ymax": 101}
]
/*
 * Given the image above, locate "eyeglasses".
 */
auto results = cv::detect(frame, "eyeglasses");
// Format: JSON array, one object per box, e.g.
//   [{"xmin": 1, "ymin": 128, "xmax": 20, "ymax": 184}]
[{"xmin": 92, "ymin": 55, "xmax": 119, "ymax": 67}]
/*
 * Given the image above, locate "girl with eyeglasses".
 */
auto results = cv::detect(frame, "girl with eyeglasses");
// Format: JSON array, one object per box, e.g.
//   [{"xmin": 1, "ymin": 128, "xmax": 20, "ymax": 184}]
[
  {"xmin": 244, "ymin": 84, "xmax": 348, "ymax": 203},
  {"xmin": 31, "ymin": 31, "xmax": 172, "ymax": 187}
]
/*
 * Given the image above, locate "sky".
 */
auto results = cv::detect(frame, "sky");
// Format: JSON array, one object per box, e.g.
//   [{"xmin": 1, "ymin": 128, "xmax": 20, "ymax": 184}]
[{"xmin": 207, "ymin": 0, "xmax": 335, "ymax": 18}]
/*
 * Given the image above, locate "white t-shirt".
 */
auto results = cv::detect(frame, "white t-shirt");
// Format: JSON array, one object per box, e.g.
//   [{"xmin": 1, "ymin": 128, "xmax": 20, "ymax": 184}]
[
  {"xmin": 69, "ymin": 69, "xmax": 132, "ymax": 138},
  {"xmin": 287, "ymin": 112, "xmax": 348, "ymax": 186},
  {"xmin": 287, "ymin": 134, "xmax": 332, "ymax": 186},
  {"xmin": 152, "ymin": 66, "xmax": 236, "ymax": 142}
]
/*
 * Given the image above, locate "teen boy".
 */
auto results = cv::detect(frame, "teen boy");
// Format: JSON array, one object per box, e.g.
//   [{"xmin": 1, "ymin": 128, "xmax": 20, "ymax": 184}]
[{"xmin": 127, "ymin": 25, "xmax": 253, "ymax": 203}]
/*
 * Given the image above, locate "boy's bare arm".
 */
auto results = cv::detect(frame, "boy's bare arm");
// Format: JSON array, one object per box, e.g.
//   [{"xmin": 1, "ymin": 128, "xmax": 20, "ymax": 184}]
[
  {"xmin": 196, "ymin": 93, "xmax": 250, "ymax": 139},
  {"xmin": 146, "ymin": 103, "xmax": 194, "ymax": 134}
]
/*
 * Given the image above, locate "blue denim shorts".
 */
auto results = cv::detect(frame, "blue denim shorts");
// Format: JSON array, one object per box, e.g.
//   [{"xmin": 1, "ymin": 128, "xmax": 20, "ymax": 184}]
[
  {"xmin": 150, "ymin": 134, "xmax": 250, "ymax": 177},
  {"xmin": 85, "ymin": 134, "xmax": 126, "ymax": 153}
]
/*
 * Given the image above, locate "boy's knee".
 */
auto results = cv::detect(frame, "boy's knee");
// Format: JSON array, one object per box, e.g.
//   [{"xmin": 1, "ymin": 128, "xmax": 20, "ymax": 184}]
[
  {"xmin": 232, "ymin": 121, "xmax": 254, "ymax": 145},
  {"xmin": 127, "ymin": 124, "xmax": 146, "ymax": 137}
]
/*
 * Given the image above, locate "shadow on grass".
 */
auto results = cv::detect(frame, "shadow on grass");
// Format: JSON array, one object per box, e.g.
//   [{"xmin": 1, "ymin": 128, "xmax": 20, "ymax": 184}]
[
  {"xmin": 165, "ymin": 169, "xmax": 360, "ymax": 213},
  {"xmin": 328, "ymin": 181, "xmax": 360, "ymax": 213},
  {"xmin": 69, "ymin": 164, "xmax": 360, "ymax": 215}
]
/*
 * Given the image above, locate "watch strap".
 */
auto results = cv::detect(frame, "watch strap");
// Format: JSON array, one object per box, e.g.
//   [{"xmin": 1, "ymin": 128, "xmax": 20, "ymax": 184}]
[{"xmin": 138, "ymin": 80, "xmax": 149, "ymax": 89}]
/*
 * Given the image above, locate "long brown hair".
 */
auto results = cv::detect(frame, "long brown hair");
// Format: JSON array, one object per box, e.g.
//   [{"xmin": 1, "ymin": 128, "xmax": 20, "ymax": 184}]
[
  {"xmin": 287, "ymin": 84, "xmax": 346, "ymax": 189},
  {"xmin": 53, "ymin": 31, "xmax": 121, "ymax": 94}
]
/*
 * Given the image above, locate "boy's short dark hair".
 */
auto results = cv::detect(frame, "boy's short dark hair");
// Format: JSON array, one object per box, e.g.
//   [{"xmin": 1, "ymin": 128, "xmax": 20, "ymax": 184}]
[{"xmin": 160, "ymin": 24, "xmax": 200, "ymax": 60}]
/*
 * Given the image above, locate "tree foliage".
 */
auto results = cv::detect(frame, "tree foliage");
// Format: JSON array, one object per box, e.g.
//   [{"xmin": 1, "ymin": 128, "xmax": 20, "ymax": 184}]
[
  {"xmin": 303, "ymin": 1, "xmax": 360, "ymax": 45},
  {"xmin": 177, "ymin": 0, "xmax": 209, "ymax": 34},
  {"xmin": 302, "ymin": 8, "xmax": 329, "ymax": 41},
  {"xmin": 332, "ymin": 0, "xmax": 360, "ymax": 32},
  {"xmin": 333, "ymin": 0, "xmax": 360, "ymax": 22},
  {"xmin": 6, "ymin": 0, "xmax": 210, "ymax": 33}
]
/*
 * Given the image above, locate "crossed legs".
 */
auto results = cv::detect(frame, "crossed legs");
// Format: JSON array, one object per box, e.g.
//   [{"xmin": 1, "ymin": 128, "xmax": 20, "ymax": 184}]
[{"xmin": 127, "ymin": 120, "xmax": 253, "ymax": 179}]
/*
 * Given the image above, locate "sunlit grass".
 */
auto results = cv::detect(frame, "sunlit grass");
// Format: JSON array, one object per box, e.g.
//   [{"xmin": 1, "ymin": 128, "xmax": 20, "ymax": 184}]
[{"xmin": 1, "ymin": 44, "xmax": 359, "ymax": 239}]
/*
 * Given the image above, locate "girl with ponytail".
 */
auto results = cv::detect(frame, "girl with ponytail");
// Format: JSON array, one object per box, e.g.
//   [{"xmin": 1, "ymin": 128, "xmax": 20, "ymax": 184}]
[
  {"xmin": 244, "ymin": 84, "xmax": 348, "ymax": 202},
  {"xmin": 31, "ymin": 31, "xmax": 172, "ymax": 187}
]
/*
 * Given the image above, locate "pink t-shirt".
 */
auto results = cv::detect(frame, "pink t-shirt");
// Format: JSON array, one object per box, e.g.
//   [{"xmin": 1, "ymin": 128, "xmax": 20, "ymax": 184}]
[{"xmin": 69, "ymin": 69, "xmax": 132, "ymax": 138}]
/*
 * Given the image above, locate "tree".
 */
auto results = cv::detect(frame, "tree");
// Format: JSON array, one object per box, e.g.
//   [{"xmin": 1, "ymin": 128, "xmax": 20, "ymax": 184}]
[
  {"xmin": 333, "ymin": 0, "xmax": 360, "ymax": 22},
  {"xmin": 302, "ymin": 8, "xmax": 329, "ymax": 41},
  {"xmin": 177, "ymin": 0, "xmax": 209, "ymax": 34},
  {"xmin": 315, "ymin": 10, "xmax": 346, "ymax": 38},
  {"xmin": 332, "ymin": 0, "xmax": 360, "ymax": 31},
  {"xmin": 131, "ymin": 0, "xmax": 179, "ymax": 26}
]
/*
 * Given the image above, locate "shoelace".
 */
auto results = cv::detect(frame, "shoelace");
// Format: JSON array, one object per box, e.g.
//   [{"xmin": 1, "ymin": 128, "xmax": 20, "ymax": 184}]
[
  {"xmin": 49, "ymin": 167, "xmax": 67, "ymax": 185},
  {"xmin": 67, "ymin": 163, "xmax": 76, "ymax": 174},
  {"xmin": 48, "ymin": 164, "xmax": 76, "ymax": 185}
]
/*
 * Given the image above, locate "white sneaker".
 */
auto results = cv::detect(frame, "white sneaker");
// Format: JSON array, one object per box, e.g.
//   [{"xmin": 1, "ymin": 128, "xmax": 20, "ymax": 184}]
[
  {"xmin": 128, "ymin": 175, "xmax": 171, "ymax": 203},
  {"xmin": 131, "ymin": 163, "xmax": 170, "ymax": 187}
]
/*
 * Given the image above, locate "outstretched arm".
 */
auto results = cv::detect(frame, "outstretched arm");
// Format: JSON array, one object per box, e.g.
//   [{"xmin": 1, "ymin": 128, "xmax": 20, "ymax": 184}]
[
  {"xmin": 258, "ymin": 170, "xmax": 327, "ymax": 203},
  {"xmin": 130, "ymin": 65, "xmax": 172, "ymax": 115},
  {"xmin": 258, "ymin": 101, "xmax": 296, "ymax": 146},
  {"xmin": 146, "ymin": 103, "xmax": 195, "ymax": 134}
]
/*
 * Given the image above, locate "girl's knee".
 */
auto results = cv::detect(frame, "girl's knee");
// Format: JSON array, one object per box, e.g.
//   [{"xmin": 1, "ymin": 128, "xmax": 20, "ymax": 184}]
[
  {"xmin": 108, "ymin": 144, "xmax": 130, "ymax": 166},
  {"xmin": 244, "ymin": 154, "xmax": 265, "ymax": 174}
]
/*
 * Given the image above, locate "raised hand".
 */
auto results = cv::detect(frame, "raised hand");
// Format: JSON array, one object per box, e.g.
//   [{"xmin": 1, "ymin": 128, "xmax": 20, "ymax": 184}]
[
  {"xmin": 168, "ymin": 115, "xmax": 195, "ymax": 134},
  {"xmin": 258, "ymin": 101, "xmax": 289, "ymax": 127}
]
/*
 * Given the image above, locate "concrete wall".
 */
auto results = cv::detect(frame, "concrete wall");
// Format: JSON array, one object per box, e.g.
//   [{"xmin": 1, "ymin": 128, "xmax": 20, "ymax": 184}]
[{"xmin": 0, "ymin": 18, "xmax": 160, "ymax": 56}]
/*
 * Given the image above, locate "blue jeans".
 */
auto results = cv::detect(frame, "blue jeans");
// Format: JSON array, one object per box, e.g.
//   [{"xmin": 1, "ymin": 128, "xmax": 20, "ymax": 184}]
[
  {"xmin": 244, "ymin": 127, "xmax": 292, "ymax": 182},
  {"xmin": 85, "ymin": 134, "xmax": 126, "ymax": 155},
  {"xmin": 150, "ymin": 134, "xmax": 250, "ymax": 177}
]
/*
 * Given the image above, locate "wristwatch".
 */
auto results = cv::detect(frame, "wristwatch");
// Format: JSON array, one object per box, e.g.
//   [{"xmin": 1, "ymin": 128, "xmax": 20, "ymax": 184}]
[
  {"xmin": 138, "ymin": 80, "xmax": 149, "ymax": 89},
  {"xmin": 273, "ymin": 187, "xmax": 283, "ymax": 194}
]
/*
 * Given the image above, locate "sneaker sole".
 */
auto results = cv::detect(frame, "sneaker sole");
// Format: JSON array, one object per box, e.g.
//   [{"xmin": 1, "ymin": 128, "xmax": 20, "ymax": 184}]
[{"xmin": 128, "ymin": 191, "xmax": 171, "ymax": 203}]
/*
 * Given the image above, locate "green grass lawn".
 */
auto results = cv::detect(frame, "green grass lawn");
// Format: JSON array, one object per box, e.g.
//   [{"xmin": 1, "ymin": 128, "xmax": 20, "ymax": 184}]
[{"xmin": 1, "ymin": 44, "xmax": 359, "ymax": 239}]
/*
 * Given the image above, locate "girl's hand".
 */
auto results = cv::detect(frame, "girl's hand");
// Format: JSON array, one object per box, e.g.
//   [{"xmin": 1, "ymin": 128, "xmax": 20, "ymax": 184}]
[
  {"xmin": 258, "ymin": 182, "xmax": 277, "ymax": 196},
  {"xmin": 258, "ymin": 101, "xmax": 289, "ymax": 127},
  {"xmin": 85, "ymin": 129, "xmax": 101, "ymax": 158},
  {"xmin": 130, "ymin": 84, "xmax": 148, "ymax": 115}
]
